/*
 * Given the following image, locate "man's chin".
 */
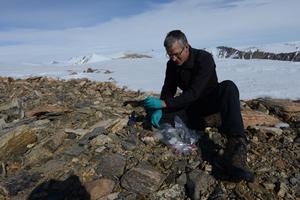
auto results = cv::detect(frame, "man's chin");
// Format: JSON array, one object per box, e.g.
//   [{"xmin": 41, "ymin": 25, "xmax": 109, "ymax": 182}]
[{"xmin": 175, "ymin": 61, "xmax": 183, "ymax": 66}]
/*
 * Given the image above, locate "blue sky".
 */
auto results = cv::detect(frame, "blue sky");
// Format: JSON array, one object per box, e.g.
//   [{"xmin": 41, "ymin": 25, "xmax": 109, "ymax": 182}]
[
  {"xmin": 0, "ymin": 0, "xmax": 172, "ymax": 30},
  {"xmin": 0, "ymin": 0, "xmax": 299, "ymax": 63}
]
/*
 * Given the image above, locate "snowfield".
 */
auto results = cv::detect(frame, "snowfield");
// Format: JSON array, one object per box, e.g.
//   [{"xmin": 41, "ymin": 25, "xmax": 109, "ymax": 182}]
[{"xmin": 0, "ymin": 51, "xmax": 299, "ymax": 100}]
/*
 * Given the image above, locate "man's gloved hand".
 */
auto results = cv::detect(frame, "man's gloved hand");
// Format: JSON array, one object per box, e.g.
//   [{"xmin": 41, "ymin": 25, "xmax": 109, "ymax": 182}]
[
  {"xmin": 144, "ymin": 97, "xmax": 163, "ymax": 109},
  {"xmin": 150, "ymin": 109, "xmax": 162, "ymax": 128}
]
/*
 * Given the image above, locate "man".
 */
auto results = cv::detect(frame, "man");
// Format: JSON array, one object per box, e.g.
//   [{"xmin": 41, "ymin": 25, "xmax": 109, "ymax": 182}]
[{"xmin": 144, "ymin": 30, "xmax": 255, "ymax": 182}]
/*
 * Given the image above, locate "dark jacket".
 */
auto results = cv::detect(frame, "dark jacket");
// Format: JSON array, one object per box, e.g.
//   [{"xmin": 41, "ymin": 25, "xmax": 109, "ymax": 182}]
[{"xmin": 160, "ymin": 46, "xmax": 218, "ymax": 109}]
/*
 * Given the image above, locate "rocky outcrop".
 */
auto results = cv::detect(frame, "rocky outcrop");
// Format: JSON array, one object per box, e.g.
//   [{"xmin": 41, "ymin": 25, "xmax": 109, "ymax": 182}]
[
  {"xmin": 0, "ymin": 76, "xmax": 299, "ymax": 199},
  {"xmin": 215, "ymin": 46, "xmax": 300, "ymax": 62}
]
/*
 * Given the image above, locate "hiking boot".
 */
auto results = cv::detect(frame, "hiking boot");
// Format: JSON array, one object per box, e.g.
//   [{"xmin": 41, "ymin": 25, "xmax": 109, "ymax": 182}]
[{"xmin": 222, "ymin": 136, "xmax": 255, "ymax": 182}]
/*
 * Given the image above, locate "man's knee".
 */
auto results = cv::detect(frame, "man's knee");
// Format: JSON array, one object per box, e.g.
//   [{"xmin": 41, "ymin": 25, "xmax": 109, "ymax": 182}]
[{"xmin": 219, "ymin": 80, "xmax": 240, "ymax": 97}]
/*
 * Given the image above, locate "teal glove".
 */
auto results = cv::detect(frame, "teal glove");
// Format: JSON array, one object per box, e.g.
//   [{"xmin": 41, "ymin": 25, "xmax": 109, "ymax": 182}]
[
  {"xmin": 151, "ymin": 109, "xmax": 162, "ymax": 128},
  {"xmin": 144, "ymin": 97, "xmax": 163, "ymax": 109}
]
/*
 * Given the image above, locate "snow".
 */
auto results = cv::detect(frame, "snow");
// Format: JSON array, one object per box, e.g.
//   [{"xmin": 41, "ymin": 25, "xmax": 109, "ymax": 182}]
[{"xmin": 0, "ymin": 50, "xmax": 299, "ymax": 100}]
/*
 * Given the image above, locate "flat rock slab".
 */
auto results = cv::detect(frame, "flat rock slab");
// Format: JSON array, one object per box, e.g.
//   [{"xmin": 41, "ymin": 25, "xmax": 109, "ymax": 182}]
[
  {"xmin": 242, "ymin": 110, "xmax": 281, "ymax": 127},
  {"xmin": 25, "ymin": 104, "xmax": 71, "ymax": 117},
  {"xmin": 64, "ymin": 143, "xmax": 85, "ymax": 156},
  {"xmin": 0, "ymin": 125, "xmax": 37, "ymax": 158},
  {"xmin": 204, "ymin": 110, "xmax": 282, "ymax": 128},
  {"xmin": 121, "ymin": 162, "xmax": 166, "ymax": 194},
  {"xmin": 96, "ymin": 153, "xmax": 126, "ymax": 178}
]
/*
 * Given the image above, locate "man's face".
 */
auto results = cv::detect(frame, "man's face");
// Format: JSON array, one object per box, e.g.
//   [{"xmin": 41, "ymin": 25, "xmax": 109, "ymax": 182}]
[{"xmin": 166, "ymin": 40, "xmax": 189, "ymax": 66}]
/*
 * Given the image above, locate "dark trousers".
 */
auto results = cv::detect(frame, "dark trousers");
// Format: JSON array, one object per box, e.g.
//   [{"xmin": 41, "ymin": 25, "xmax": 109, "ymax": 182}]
[{"xmin": 160, "ymin": 80, "xmax": 245, "ymax": 138}]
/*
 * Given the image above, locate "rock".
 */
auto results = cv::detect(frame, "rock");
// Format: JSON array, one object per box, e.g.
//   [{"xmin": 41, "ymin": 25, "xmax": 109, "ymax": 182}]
[
  {"xmin": 0, "ymin": 98, "xmax": 20, "ymax": 112},
  {"xmin": 204, "ymin": 110, "xmax": 282, "ymax": 128},
  {"xmin": 110, "ymin": 118, "xmax": 128, "ymax": 134},
  {"xmin": 176, "ymin": 173, "xmax": 187, "ymax": 186},
  {"xmin": 33, "ymin": 119, "xmax": 50, "ymax": 127},
  {"xmin": 0, "ymin": 118, "xmax": 7, "ymax": 129},
  {"xmin": 262, "ymin": 183, "xmax": 275, "ymax": 191},
  {"xmin": 91, "ymin": 134, "xmax": 113, "ymax": 146},
  {"xmin": 64, "ymin": 143, "xmax": 85, "ymax": 156},
  {"xmin": 150, "ymin": 184, "xmax": 185, "ymax": 200},
  {"xmin": 289, "ymin": 176, "xmax": 298, "ymax": 186},
  {"xmin": 121, "ymin": 162, "xmax": 166, "ymax": 194},
  {"xmin": 208, "ymin": 185, "xmax": 226, "ymax": 200},
  {"xmin": 274, "ymin": 159, "xmax": 286, "ymax": 170},
  {"xmin": 0, "ymin": 125, "xmax": 37, "ymax": 158},
  {"xmin": 258, "ymin": 99, "xmax": 300, "ymax": 122},
  {"xmin": 0, "ymin": 171, "xmax": 41, "ymax": 196},
  {"xmin": 259, "ymin": 98, "xmax": 300, "ymax": 113},
  {"xmin": 186, "ymin": 169, "xmax": 216, "ymax": 200},
  {"xmin": 78, "ymin": 127, "xmax": 106, "ymax": 147},
  {"xmin": 277, "ymin": 182, "xmax": 288, "ymax": 198},
  {"xmin": 84, "ymin": 178, "xmax": 115, "ymax": 200},
  {"xmin": 64, "ymin": 128, "xmax": 89, "ymax": 137},
  {"xmin": 1, "ymin": 77, "xmax": 299, "ymax": 199},
  {"xmin": 42, "ymin": 130, "xmax": 66, "ymax": 152},
  {"xmin": 101, "ymin": 192, "xmax": 119, "ymax": 200},
  {"xmin": 294, "ymin": 135, "xmax": 300, "ymax": 143},
  {"xmin": 121, "ymin": 135, "xmax": 139, "ymax": 151},
  {"xmin": 251, "ymin": 126, "xmax": 283, "ymax": 136},
  {"xmin": 35, "ymin": 159, "xmax": 66, "ymax": 175},
  {"xmin": 89, "ymin": 119, "xmax": 116, "ymax": 130},
  {"xmin": 242, "ymin": 110, "xmax": 281, "ymax": 127},
  {"xmin": 25, "ymin": 104, "xmax": 71, "ymax": 117},
  {"xmin": 96, "ymin": 154, "xmax": 126, "ymax": 178}
]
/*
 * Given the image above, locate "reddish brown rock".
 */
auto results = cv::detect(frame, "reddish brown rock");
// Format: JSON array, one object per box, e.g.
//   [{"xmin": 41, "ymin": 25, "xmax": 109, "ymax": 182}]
[
  {"xmin": 204, "ymin": 110, "xmax": 281, "ymax": 128},
  {"xmin": 25, "ymin": 104, "xmax": 71, "ymax": 117},
  {"xmin": 241, "ymin": 110, "xmax": 281, "ymax": 128},
  {"xmin": 84, "ymin": 178, "xmax": 115, "ymax": 200}
]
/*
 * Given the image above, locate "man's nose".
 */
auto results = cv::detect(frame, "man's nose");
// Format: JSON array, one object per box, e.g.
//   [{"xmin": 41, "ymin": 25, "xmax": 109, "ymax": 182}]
[{"xmin": 171, "ymin": 56, "xmax": 177, "ymax": 61}]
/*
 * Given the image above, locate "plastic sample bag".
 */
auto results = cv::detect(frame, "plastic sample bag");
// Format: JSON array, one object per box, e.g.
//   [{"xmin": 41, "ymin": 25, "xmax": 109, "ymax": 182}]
[{"xmin": 155, "ymin": 116, "xmax": 201, "ymax": 155}]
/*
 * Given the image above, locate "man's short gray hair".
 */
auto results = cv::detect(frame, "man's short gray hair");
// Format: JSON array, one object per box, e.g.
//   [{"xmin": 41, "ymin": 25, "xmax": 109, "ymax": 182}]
[{"xmin": 164, "ymin": 30, "xmax": 188, "ymax": 50}]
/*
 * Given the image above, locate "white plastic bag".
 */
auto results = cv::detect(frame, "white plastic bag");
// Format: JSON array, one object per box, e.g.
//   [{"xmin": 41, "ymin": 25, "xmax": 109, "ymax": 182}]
[{"xmin": 155, "ymin": 116, "xmax": 200, "ymax": 155}]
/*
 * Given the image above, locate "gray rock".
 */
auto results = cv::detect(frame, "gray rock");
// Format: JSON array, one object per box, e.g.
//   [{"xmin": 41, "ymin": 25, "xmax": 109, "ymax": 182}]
[
  {"xmin": 150, "ymin": 184, "xmax": 185, "ymax": 200},
  {"xmin": 33, "ymin": 119, "xmax": 50, "ymax": 127},
  {"xmin": 0, "ymin": 118, "xmax": 7, "ymax": 129},
  {"xmin": 78, "ymin": 127, "xmax": 105, "ymax": 146},
  {"xmin": 64, "ymin": 143, "xmax": 85, "ymax": 156},
  {"xmin": 96, "ymin": 153, "xmax": 126, "ymax": 178},
  {"xmin": 121, "ymin": 162, "xmax": 166, "ymax": 194},
  {"xmin": 176, "ymin": 173, "xmax": 187, "ymax": 186},
  {"xmin": 186, "ymin": 169, "xmax": 216, "ymax": 200},
  {"xmin": 294, "ymin": 135, "xmax": 300, "ymax": 143},
  {"xmin": 289, "ymin": 176, "xmax": 299, "ymax": 186},
  {"xmin": 0, "ymin": 172, "xmax": 41, "ymax": 196}
]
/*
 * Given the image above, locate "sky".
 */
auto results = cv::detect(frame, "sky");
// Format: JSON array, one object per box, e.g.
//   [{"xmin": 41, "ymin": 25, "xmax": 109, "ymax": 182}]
[{"xmin": 0, "ymin": 0, "xmax": 300, "ymax": 64}]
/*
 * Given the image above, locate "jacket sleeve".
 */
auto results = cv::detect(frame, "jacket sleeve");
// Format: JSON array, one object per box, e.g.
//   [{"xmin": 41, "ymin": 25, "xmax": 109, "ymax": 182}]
[
  {"xmin": 165, "ymin": 53, "xmax": 216, "ymax": 108},
  {"xmin": 160, "ymin": 62, "xmax": 177, "ymax": 101}
]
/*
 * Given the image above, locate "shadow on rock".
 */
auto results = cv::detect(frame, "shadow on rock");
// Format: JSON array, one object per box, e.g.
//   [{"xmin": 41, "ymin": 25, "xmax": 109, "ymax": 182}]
[
  {"xmin": 197, "ymin": 132, "xmax": 233, "ymax": 182},
  {"xmin": 27, "ymin": 175, "xmax": 90, "ymax": 200}
]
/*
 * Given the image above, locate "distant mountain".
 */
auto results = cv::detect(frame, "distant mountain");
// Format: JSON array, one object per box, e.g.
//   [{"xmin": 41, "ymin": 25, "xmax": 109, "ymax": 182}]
[
  {"xmin": 206, "ymin": 41, "xmax": 300, "ymax": 62},
  {"xmin": 67, "ymin": 53, "xmax": 112, "ymax": 65},
  {"xmin": 51, "ymin": 52, "xmax": 153, "ymax": 65},
  {"xmin": 51, "ymin": 41, "xmax": 300, "ymax": 65}
]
